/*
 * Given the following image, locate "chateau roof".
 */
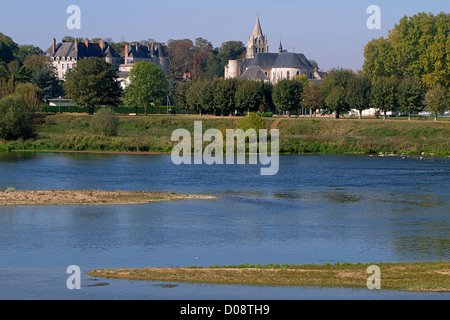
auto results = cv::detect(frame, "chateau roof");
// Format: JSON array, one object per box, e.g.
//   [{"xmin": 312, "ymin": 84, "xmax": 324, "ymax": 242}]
[{"xmin": 52, "ymin": 40, "xmax": 119, "ymax": 60}]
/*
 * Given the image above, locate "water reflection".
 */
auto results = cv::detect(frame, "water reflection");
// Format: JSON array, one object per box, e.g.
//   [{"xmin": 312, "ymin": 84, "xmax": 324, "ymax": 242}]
[{"xmin": 0, "ymin": 152, "xmax": 449, "ymax": 299}]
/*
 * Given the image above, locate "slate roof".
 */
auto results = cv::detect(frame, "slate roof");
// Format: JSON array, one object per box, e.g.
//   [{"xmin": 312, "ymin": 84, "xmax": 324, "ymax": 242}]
[
  {"xmin": 247, "ymin": 53, "xmax": 278, "ymax": 68},
  {"xmin": 272, "ymin": 53, "xmax": 307, "ymax": 69},
  {"xmin": 241, "ymin": 66, "xmax": 269, "ymax": 81},
  {"xmin": 52, "ymin": 41, "xmax": 120, "ymax": 60}
]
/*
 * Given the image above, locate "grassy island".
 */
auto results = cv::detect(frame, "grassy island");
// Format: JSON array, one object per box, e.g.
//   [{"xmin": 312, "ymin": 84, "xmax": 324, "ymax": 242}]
[
  {"xmin": 0, "ymin": 189, "xmax": 217, "ymax": 206},
  {"xmin": 87, "ymin": 261, "xmax": 450, "ymax": 293}
]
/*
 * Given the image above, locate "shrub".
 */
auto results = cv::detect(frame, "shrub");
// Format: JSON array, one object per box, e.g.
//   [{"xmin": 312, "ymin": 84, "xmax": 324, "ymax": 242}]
[
  {"xmin": 0, "ymin": 95, "xmax": 35, "ymax": 141},
  {"xmin": 90, "ymin": 107, "xmax": 119, "ymax": 137}
]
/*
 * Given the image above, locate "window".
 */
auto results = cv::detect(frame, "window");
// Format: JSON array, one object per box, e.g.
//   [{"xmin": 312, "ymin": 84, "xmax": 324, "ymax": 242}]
[{"xmin": 61, "ymin": 64, "xmax": 65, "ymax": 69}]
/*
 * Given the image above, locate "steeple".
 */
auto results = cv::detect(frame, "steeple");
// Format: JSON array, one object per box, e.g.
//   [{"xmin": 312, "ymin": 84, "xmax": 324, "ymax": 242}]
[
  {"xmin": 247, "ymin": 16, "xmax": 269, "ymax": 59},
  {"xmin": 278, "ymin": 40, "xmax": 283, "ymax": 53},
  {"xmin": 252, "ymin": 16, "xmax": 263, "ymax": 38}
]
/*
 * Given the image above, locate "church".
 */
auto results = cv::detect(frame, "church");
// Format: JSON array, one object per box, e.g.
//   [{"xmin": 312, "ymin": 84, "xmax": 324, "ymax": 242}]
[{"xmin": 225, "ymin": 17, "xmax": 323, "ymax": 84}]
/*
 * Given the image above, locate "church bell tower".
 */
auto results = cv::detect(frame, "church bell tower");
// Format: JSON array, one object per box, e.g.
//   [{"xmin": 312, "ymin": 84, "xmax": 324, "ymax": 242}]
[{"xmin": 246, "ymin": 16, "xmax": 269, "ymax": 59}]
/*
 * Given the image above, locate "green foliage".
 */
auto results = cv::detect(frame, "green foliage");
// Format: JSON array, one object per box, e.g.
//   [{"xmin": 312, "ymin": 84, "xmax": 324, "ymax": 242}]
[
  {"xmin": 123, "ymin": 61, "xmax": 168, "ymax": 115},
  {"xmin": 272, "ymin": 79, "xmax": 304, "ymax": 115},
  {"xmin": 370, "ymin": 77, "xmax": 399, "ymax": 118},
  {"xmin": 235, "ymin": 112, "xmax": 266, "ymax": 132},
  {"xmin": 90, "ymin": 107, "xmax": 119, "ymax": 136},
  {"xmin": 363, "ymin": 12, "xmax": 449, "ymax": 88},
  {"xmin": 398, "ymin": 77, "xmax": 425, "ymax": 119},
  {"xmin": 425, "ymin": 85, "xmax": 449, "ymax": 120},
  {"xmin": 235, "ymin": 80, "xmax": 263, "ymax": 114},
  {"xmin": 0, "ymin": 95, "xmax": 34, "ymax": 140},
  {"xmin": 345, "ymin": 74, "xmax": 372, "ymax": 118},
  {"xmin": 64, "ymin": 57, "xmax": 122, "ymax": 114}
]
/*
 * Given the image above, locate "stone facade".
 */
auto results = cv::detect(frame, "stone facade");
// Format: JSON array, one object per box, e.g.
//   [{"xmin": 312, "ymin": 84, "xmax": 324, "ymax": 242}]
[{"xmin": 50, "ymin": 38, "xmax": 168, "ymax": 82}]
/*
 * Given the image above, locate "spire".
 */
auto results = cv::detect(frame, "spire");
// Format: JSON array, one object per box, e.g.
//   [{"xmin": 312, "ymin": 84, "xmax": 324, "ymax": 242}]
[
  {"xmin": 279, "ymin": 40, "xmax": 283, "ymax": 53},
  {"xmin": 252, "ymin": 16, "xmax": 263, "ymax": 38}
]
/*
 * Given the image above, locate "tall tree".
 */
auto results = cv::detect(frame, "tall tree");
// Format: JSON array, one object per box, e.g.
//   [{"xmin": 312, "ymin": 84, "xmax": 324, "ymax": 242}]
[
  {"xmin": 214, "ymin": 78, "xmax": 239, "ymax": 116},
  {"xmin": 346, "ymin": 74, "xmax": 372, "ymax": 119},
  {"xmin": 425, "ymin": 85, "xmax": 449, "ymax": 121},
  {"xmin": 370, "ymin": 77, "xmax": 399, "ymax": 119},
  {"xmin": 302, "ymin": 81, "xmax": 323, "ymax": 118},
  {"xmin": 64, "ymin": 57, "xmax": 122, "ymax": 115},
  {"xmin": 398, "ymin": 77, "xmax": 425, "ymax": 120},
  {"xmin": 324, "ymin": 86, "xmax": 347, "ymax": 119},
  {"xmin": 124, "ymin": 61, "xmax": 168, "ymax": 115},
  {"xmin": 235, "ymin": 80, "xmax": 263, "ymax": 115},
  {"xmin": 320, "ymin": 68, "xmax": 353, "ymax": 118},
  {"xmin": 272, "ymin": 79, "xmax": 304, "ymax": 116}
]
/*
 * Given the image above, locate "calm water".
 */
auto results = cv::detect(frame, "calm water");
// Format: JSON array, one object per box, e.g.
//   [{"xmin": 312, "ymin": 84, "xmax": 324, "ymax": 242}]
[{"xmin": 0, "ymin": 152, "xmax": 448, "ymax": 300}]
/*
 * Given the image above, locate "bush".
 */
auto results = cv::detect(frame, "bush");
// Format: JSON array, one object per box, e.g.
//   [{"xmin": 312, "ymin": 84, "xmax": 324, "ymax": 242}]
[
  {"xmin": 90, "ymin": 108, "xmax": 119, "ymax": 136},
  {"xmin": 0, "ymin": 95, "xmax": 35, "ymax": 141}
]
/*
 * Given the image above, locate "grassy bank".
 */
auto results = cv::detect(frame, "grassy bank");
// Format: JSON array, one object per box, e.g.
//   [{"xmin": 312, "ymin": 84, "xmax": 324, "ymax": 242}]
[
  {"xmin": 0, "ymin": 114, "xmax": 449, "ymax": 156},
  {"xmin": 0, "ymin": 189, "xmax": 217, "ymax": 206},
  {"xmin": 87, "ymin": 261, "xmax": 450, "ymax": 292}
]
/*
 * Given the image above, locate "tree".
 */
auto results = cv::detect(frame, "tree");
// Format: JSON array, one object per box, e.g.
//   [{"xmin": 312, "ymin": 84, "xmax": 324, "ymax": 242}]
[
  {"xmin": 214, "ymin": 78, "xmax": 239, "ymax": 116},
  {"xmin": 123, "ymin": 61, "xmax": 168, "ymax": 115},
  {"xmin": 370, "ymin": 77, "xmax": 399, "ymax": 119},
  {"xmin": 186, "ymin": 80, "xmax": 205, "ymax": 115},
  {"xmin": 363, "ymin": 12, "xmax": 449, "ymax": 88},
  {"xmin": 302, "ymin": 81, "xmax": 323, "ymax": 118},
  {"xmin": 398, "ymin": 77, "xmax": 425, "ymax": 120},
  {"xmin": 32, "ymin": 66, "xmax": 64, "ymax": 100},
  {"xmin": 0, "ymin": 95, "xmax": 34, "ymax": 140},
  {"xmin": 65, "ymin": 57, "xmax": 122, "ymax": 115},
  {"xmin": 272, "ymin": 79, "xmax": 304, "ymax": 116},
  {"xmin": 346, "ymin": 74, "xmax": 372, "ymax": 119},
  {"xmin": 321, "ymin": 68, "xmax": 354, "ymax": 118},
  {"xmin": 324, "ymin": 86, "xmax": 347, "ymax": 119},
  {"xmin": 425, "ymin": 85, "xmax": 449, "ymax": 121},
  {"xmin": 363, "ymin": 37, "xmax": 397, "ymax": 80},
  {"xmin": 235, "ymin": 112, "xmax": 266, "ymax": 132},
  {"xmin": 175, "ymin": 80, "xmax": 192, "ymax": 113},
  {"xmin": 235, "ymin": 80, "xmax": 263, "ymax": 115},
  {"xmin": 90, "ymin": 107, "xmax": 119, "ymax": 136},
  {"xmin": 14, "ymin": 82, "xmax": 41, "ymax": 112},
  {"xmin": 205, "ymin": 41, "xmax": 246, "ymax": 79}
]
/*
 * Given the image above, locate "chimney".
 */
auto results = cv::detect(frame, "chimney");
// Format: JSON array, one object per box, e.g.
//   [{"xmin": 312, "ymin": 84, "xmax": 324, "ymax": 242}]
[
  {"xmin": 99, "ymin": 39, "xmax": 105, "ymax": 50},
  {"xmin": 52, "ymin": 38, "xmax": 56, "ymax": 54},
  {"xmin": 84, "ymin": 39, "xmax": 89, "ymax": 48},
  {"xmin": 74, "ymin": 38, "xmax": 78, "ymax": 50},
  {"xmin": 135, "ymin": 42, "xmax": 139, "ymax": 51},
  {"xmin": 124, "ymin": 44, "xmax": 129, "ymax": 64}
]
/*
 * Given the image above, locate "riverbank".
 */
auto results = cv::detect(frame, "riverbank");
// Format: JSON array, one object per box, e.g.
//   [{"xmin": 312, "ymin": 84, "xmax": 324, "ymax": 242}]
[
  {"xmin": 87, "ymin": 261, "xmax": 450, "ymax": 293},
  {"xmin": 0, "ymin": 114, "xmax": 449, "ymax": 156},
  {"xmin": 0, "ymin": 189, "xmax": 217, "ymax": 206}
]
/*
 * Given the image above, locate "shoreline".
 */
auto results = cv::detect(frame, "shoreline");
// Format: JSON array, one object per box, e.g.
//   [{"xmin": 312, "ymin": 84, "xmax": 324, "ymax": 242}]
[
  {"xmin": 0, "ymin": 189, "xmax": 218, "ymax": 206},
  {"xmin": 87, "ymin": 261, "xmax": 450, "ymax": 293}
]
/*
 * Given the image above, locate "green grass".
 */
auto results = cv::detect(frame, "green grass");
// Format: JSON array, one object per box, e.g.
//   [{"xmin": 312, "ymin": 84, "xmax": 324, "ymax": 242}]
[{"xmin": 1, "ymin": 114, "xmax": 449, "ymax": 156}]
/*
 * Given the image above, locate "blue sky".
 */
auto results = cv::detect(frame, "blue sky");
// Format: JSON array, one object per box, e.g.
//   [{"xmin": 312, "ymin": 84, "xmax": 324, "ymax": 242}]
[{"xmin": 0, "ymin": 0, "xmax": 448, "ymax": 70}]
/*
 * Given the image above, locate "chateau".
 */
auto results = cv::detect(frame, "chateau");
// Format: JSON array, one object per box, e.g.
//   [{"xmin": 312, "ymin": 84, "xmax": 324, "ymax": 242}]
[
  {"xmin": 225, "ymin": 17, "xmax": 323, "ymax": 84},
  {"xmin": 49, "ymin": 38, "xmax": 168, "ymax": 83}
]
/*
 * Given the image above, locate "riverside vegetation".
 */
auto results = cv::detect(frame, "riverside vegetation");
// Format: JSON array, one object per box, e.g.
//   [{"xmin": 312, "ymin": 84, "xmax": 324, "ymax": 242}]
[{"xmin": 0, "ymin": 113, "xmax": 449, "ymax": 156}]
